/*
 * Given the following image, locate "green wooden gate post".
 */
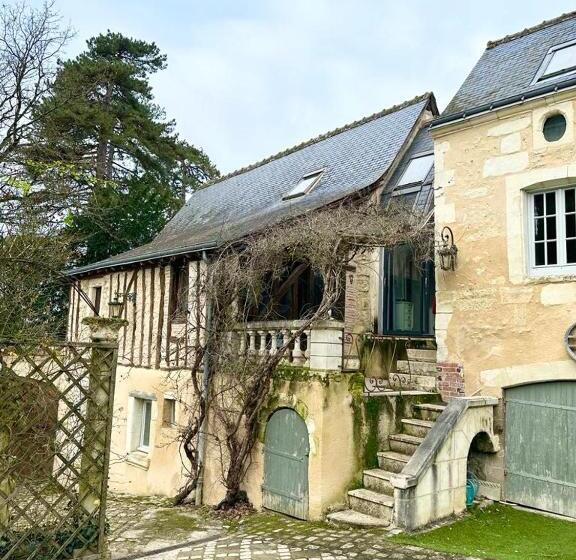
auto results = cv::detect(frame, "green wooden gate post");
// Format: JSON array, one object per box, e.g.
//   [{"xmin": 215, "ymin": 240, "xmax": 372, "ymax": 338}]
[{"xmin": 81, "ymin": 317, "xmax": 125, "ymax": 557}]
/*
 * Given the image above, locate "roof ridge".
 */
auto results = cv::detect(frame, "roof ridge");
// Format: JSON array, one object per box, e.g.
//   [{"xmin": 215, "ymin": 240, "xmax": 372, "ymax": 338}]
[
  {"xmin": 197, "ymin": 92, "xmax": 433, "ymax": 190},
  {"xmin": 487, "ymin": 10, "xmax": 576, "ymax": 49}
]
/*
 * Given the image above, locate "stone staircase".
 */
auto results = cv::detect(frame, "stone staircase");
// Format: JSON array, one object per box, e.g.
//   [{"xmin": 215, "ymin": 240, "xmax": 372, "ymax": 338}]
[
  {"xmin": 328, "ymin": 348, "xmax": 445, "ymax": 528},
  {"xmin": 392, "ymin": 347, "xmax": 438, "ymax": 392}
]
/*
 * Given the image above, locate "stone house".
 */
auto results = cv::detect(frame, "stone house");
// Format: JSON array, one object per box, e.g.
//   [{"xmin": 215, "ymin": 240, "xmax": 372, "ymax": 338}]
[
  {"xmin": 67, "ymin": 9, "xmax": 576, "ymax": 531},
  {"xmin": 68, "ymin": 93, "xmax": 444, "ymax": 524},
  {"xmin": 431, "ymin": 11, "xmax": 576, "ymax": 522}
]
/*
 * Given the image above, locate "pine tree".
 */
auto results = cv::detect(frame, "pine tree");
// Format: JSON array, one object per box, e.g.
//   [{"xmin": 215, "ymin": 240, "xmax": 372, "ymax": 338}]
[{"xmin": 31, "ymin": 32, "xmax": 218, "ymax": 264}]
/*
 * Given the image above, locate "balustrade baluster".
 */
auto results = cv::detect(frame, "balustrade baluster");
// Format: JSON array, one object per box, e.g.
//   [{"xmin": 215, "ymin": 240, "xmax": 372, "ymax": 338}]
[
  {"xmin": 292, "ymin": 330, "xmax": 304, "ymax": 364},
  {"xmin": 249, "ymin": 330, "xmax": 257, "ymax": 354}
]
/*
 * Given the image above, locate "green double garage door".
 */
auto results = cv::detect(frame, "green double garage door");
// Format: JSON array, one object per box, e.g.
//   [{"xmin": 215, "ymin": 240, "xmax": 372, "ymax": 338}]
[{"xmin": 505, "ymin": 381, "xmax": 576, "ymax": 518}]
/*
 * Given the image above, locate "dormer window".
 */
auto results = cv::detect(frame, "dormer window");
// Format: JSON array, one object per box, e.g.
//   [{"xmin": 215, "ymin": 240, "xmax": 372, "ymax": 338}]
[
  {"xmin": 397, "ymin": 154, "xmax": 433, "ymax": 187},
  {"xmin": 283, "ymin": 170, "xmax": 324, "ymax": 200},
  {"xmin": 537, "ymin": 42, "xmax": 576, "ymax": 82}
]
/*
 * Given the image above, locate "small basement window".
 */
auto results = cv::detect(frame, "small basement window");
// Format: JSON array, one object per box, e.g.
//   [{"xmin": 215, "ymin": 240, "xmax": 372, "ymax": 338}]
[
  {"xmin": 283, "ymin": 170, "xmax": 324, "ymax": 200},
  {"xmin": 538, "ymin": 42, "xmax": 576, "ymax": 81},
  {"xmin": 397, "ymin": 154, "xmax": 433, "ymax": 187}
]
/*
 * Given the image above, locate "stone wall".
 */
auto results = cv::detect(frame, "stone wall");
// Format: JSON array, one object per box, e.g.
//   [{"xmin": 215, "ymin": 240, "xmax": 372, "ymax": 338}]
[
  {"xmin": 431, "ymin": 89, "xmax": 576, "ymax": 399},
  {"xmin": 202, "ymin": 371, "xmax": 362, "ymax": 520}
]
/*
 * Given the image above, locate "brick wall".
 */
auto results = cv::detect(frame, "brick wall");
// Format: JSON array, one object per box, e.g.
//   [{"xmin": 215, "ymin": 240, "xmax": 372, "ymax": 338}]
[{"xmin": 437, "ymin": 362, "xmax": 465, "ymax": 401}]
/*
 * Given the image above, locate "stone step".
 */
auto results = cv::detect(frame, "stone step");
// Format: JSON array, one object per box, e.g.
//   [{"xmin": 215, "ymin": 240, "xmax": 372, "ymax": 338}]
[
  {"xmin": 363, "ymin": 389, "xmax": 437, "ymax": 397},
  {"xmin": 406, "ymin": 348, "xmax": 437, "ymax": 363},
  {"xmin": 401, "ymin": 418, "xmax": 435, "ymax": 438},
  {"xmin": 389, "ymin": 433, "xmax": 424, "ymax": 455},
  {"xmin": 413, "ymin": 403, "xmax": 446, "ymax": 421},
  {"xmin": 327, "ymin": 509, "xmax": 390, "ymax": 528},
  {"xmin": 377, "ymin": 451, "xmax": 411, "ymax": 473},
  {"xmin": 391, "ymin": 373, "xmax": 436, "ymax": 392},
  {"xmin": 363, "ymin": 468, "xmax": 395, "ymax": 495},
  {"xmin": 397, "ymin": 360, "xmax": 438, "ymax": 375},
  {"xmin": 348, "ymin": 488, "xmax": 394, "ymax": 522}
]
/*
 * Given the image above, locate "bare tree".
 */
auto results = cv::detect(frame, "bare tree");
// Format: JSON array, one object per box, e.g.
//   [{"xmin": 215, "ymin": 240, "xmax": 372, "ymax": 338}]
[
  {"xmin": 0, "ymin": 1, "xmax": 70, "ymax": 162},
  {"xmin": 173, "ymin": 199, "xmax": 434, "ymax": 508},
  {"xmin": 0, "ymin": 2, "xmax": 78, "ymax": 340}
]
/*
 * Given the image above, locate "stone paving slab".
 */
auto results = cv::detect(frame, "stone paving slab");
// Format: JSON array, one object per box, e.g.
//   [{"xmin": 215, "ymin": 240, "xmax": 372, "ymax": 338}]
[
  {"xmin": 143, "ymin": 513, "xmax": 473, "ymax": 560},
  {"xmin": 107, "ymin": 494, "xmax": 221, "ymax": 557}
]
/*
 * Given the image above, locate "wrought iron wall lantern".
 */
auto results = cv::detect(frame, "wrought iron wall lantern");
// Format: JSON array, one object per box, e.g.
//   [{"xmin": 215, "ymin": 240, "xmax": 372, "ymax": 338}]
[
  {"xmin": 437, "ymin": 226, "xmax": 458, "ymax": 271},
  {"xmin": 108, "ymin": 291, "xmax": 137, "ymax": 318},
  {"xmin": 108, "ymin": 295, "xmax": 123, "ymax": 318}
]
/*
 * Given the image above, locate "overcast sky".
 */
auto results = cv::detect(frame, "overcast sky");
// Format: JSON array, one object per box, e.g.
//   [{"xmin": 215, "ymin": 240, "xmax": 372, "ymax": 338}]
[{"xmin": 31, "ymin": 1, "xmax": 576, "ymax": 173}]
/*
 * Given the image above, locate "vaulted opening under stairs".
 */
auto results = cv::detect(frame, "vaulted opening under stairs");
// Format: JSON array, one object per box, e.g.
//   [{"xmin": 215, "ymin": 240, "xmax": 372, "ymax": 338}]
[{"xmin": 328, "ymin": 348, "xmax": 445, "ymax": 527}]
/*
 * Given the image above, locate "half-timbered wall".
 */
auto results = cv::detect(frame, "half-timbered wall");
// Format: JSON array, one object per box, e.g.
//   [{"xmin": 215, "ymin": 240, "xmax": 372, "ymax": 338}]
[{"xmin": 68, "ymin": 260, "xmax": 205, "ymax": 370}]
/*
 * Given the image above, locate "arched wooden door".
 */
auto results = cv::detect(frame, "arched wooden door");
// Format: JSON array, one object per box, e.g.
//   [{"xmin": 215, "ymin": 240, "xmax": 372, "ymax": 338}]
[{"xmin": 262, "ymin": 408, "xmax": 309, "ymax": 519}]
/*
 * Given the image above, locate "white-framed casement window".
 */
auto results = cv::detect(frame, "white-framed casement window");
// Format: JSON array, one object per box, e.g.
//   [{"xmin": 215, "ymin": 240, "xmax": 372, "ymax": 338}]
[
  {"xmin": 528, "ymin": 186, "xmax": 576, "ymax": 275},
  {"xmin": 134, "ymin": 397, "xmax": 153, "ymax": 452}
]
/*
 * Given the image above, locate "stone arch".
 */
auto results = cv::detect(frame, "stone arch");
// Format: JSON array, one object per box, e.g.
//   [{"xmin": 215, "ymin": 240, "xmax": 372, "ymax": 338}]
[{"xmin": 466, "ymin": 430, "xmax": 497, "ymax": 483}]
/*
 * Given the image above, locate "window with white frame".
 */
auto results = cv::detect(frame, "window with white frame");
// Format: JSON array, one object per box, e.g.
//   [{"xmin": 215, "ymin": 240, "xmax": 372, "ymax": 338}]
[
  {"xmin": 133, "ymin": 398, "xmax": 153, "ymax": 451},
  {"xmin": 529, "ymin": 187, "xmax": 576, "ymax": 274}
]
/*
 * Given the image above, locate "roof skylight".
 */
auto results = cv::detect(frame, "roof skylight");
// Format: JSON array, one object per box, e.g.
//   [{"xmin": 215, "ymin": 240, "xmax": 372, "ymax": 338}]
[
  {"xmin": 397, "ymin": 154, "xmax": 433, "ymax": 186},
  {"xmin": 539, "ymin": 43, "xmax": 576, "ymax": 80},
  {"xmin": 283, "ymin": 170, "xmax": 324, "ymax": 200}
]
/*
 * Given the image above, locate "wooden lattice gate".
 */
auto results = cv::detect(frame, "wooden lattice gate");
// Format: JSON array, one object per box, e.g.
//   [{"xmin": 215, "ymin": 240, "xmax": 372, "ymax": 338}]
[{"xmin": 0, "ymin": 339, "xmax": 118, "ymax": 559}]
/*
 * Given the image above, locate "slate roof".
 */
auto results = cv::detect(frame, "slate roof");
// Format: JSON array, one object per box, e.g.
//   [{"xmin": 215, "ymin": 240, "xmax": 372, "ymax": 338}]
[
  {"xmin": 70, "ymin": 93, "xmax": 436, "ymax": 276},
  {"xmin": 438, "ymin": 11, "xmax": 576, "ymax": 124}
]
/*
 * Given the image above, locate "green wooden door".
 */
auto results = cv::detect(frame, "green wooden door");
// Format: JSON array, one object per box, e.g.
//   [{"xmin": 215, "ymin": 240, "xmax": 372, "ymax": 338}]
[
  {"xmin": 262, "ymin": 408, "xmax": 309, "ymax": 519},
  {"xmin": 505, "ymin": 381, "xmax": 576, "ymax": 517}
]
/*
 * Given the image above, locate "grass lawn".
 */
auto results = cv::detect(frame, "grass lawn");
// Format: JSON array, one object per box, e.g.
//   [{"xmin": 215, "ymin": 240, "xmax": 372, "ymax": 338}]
[{"xmin": 391, "ymin": 503, "xmax": 576, "ymax": 560}]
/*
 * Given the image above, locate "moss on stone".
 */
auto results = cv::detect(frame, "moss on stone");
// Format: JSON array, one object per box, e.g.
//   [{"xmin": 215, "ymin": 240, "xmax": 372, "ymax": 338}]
[
  {"xmin": 272, "ymin": 364, "xmax": 343, "ymax": 386},
  {"xmin": 363, "ymin": 397, "xmax": 381, "ymax": 469}
]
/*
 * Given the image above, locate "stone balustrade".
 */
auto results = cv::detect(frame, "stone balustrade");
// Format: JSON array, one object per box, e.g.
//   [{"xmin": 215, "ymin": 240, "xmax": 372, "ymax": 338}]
[{"xmin": 231, "ymin": 319, "xmax": 345, "ymax": 370}]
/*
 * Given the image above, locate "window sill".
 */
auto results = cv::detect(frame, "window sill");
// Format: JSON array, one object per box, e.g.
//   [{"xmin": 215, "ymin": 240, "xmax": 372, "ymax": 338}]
[
  {"xmin": 524, "ymin": 272, "xmax": 576, "ymax": 284},
  {"xmin": 126, "ymin": 450, "xmax": 151, "ymax": 470}
]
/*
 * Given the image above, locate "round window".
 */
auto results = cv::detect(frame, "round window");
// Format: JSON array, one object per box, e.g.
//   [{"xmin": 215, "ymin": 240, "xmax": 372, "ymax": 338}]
[{"xmin": 543, "ymin": 113, "xmax": 567, "ymax": 142}]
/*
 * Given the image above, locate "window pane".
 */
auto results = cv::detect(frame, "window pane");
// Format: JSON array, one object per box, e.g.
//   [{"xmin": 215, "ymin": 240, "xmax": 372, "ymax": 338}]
[
  {"xmin": 567, "ymin": 239, "xmax": 576, "ymax": 263},
  {"xmin": 566, "ymin": 189, "xmax": 575, "ymax": 213},
  {"xmin": 535, "ymin": 243, "xmax": 545, "ymax": 266},
  {"xmin": 547, "ymin": 241, "xmax": 558, "ymax": 265},
  {"xmin": 390, "ymin": 245, "xmax": 423, "ymax": 333},
  {"xmin": 142, "ymin": 401, "xmax": 152, "ymax": 447},
  {"xmin": 546, "ymin": 217, "xmax": 557, "ymax": 240},
  {"xmin": 543, "ymin": 114, "xmax": 567, "ymax": 142},
  {"xmin": 397, "ymin": 155, "xmax": 433, "ymax": 186},
  {"xmin": 535, "ymin": 218, "xmax": 544, "ymax": 241},
  {"xmin": 545, "ymin": 45, "xmax": 576, "ymax": 76},
  {"xmin": 546, "ymin": 192, "xmax": 556, "ymax": 215},
  {"xmin": 567, "ymin": 214, "xmax": 576, "ymax": 239},
  {"xmin": 534, "ymin": 193, "xmax": 544, "ymax": 217},
  {"xmin": 284, "ymin": 172, "xmax": 323, "ymax": 199}
]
